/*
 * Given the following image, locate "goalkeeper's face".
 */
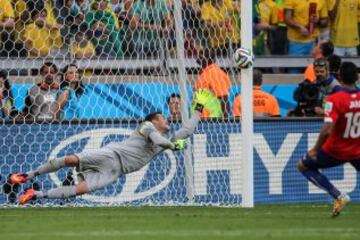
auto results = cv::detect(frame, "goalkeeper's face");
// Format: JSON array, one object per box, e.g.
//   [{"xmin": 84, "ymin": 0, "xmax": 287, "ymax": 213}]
[{"xmin": 153, "ymin": 114, "xmax": 170, "ymax": 133}]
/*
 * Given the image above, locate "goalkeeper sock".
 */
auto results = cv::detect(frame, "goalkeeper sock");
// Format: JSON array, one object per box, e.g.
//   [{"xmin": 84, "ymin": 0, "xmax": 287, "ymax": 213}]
[
  {"xmin": 37, "ymin": 186, "xmax": 77, "ymax": 199},
  {"xmin": 27, "ymin": 158, "xmax": 66, "ymax": 178},
  {"xmin": 301, "ymin": 169, "xmax": 341, "ymax": 199}
]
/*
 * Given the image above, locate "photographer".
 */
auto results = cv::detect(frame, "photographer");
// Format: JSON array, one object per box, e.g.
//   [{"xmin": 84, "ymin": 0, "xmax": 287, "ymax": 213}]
[
  {"xmin": 290, "ymin": 58, "xmax": 341, "ymax": 117},
  {"xmin": 314, "ymin": 57, "xmax": 341, "ymax": 99}
]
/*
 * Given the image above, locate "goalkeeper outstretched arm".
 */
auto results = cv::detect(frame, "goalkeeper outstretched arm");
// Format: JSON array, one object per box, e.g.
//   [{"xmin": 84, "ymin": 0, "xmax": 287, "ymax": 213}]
[
  {"xmin": 149, "ymin": 131, "xmax": 176, "ymax": 149},
  {"xmin": 171, "ymin": 89, "xmax": 209, "ymax": 141},
  {"xmin": 149, "ymin": 110, "xmax": 201, "ymax": 150},
  {"xmin": 172, "ymin": 111, "xmax": 201, "ymax": 141}
]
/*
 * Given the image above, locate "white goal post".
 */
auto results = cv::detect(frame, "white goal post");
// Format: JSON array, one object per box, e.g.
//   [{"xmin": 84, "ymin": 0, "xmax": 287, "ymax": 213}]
[{"xmin": 241, "ymin": 0, "xmax": 254, "ymax": 208}]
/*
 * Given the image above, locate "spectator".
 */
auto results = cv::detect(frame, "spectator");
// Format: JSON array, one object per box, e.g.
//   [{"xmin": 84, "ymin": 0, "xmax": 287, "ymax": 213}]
[
  {"xmin": 54, "ymin": 63, "xmax": 85, "ymax": 120},
  {"xmin": 284, "ymin": 0, "xmax": 328, "ymax": 56},
  {"xmin": 329, "ymin": 0, "xmax": 360, "ymax": 56},
  {"xmin": 314, "ymin": 58, "xmax": 341, "ymax": 94},
  {"xmin": 313, "ymin": 57, "xmax": 341, "ymax": 115},
  {"xmin": 201, "ymin": 0, "xmax": 240, "ymax": 56},
  {"xmin": 182, "ymin": 0, "xmax": 206, "ymax": 57},
  {"xmin": 110, "ymin": 0, "xmax": 122, "ymax": 14},
  {"xmin": 304, "ymin": 40, "xmax": 334, "ymax": 82},
  {"xmin": 71, "ymin": 0, "xmax": 90, "ymax": 19},
  {"xmin": 12, "ymin": 0, "xmax": 30, "ymax": 57},
  {"xmin": 167, "ymin": 93, "xmax": 181, "ymax": 122},
  {"xmin": 110, "ymin": 0, "xmax": 133, "ymax": 24},
  {"xmin": 0, "ymin": 70, "xmax": 14, "ymax": 118},
  {"xmin": 0, "ymin": 0, "xmax": 15, "ymax": 56},
  {"xmin": 129, "ymin": 0, "xmax": 173, "ymax": 57},
  {"xmin": 71, "ymin": 23, "xmax": 96, "ymax": 58},
  {"xmin": 254, "ymin": 0, "xmax": 278, "ymax": 55},
  {"xmin": 272, "ymin": 0, "xmax": 288, "ymax": 55},
  {"xmin": 109, "ymin": 0, "xmax": 133, "ymax": 57},
  {"xmin": 290, "ymin": 58, "xmax": 341, "ymax": 117},
  {"xmin": 23, "ymin": 62, "xmax": 59, "ymax": 121},
  {"xmin": 52, "ymin": 0, "xmax": 87, "ymax": 44},
  {"xmin": 327, "ymin": 54, "xmax": 342, "ymax": 79},
  {"xmin": 85, "ymin": 0, "xmax": 123, "ymax": 58},
  {"xmin": 23, "ymin": 6, "xmax": 53, "ymax": 57},
  {"xmin": 194, "ymin": 48, "xmax": 231, "ymax": 118},
  {"xmin": 232, "ymin": 69, "xmax": 280, "ymax": 117},
  {"xmin": 44, "ymin": 0, "xmax": 63, "ymax": 49},
  {"xmin": 53, "ymin": 0, "xmax": 75, "ymax": 33}
]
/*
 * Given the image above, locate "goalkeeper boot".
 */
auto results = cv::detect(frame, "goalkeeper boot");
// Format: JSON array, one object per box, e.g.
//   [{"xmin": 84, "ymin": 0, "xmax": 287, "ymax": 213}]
[
  {"xmin": 8, "ymin": 173, "xmax": 28, "ymax": 185},
  {"xmin": 332, "ymin": 193, "xmax": 350, "ymax": 217},
  {"xmin": 19, "ymin": 189, "xmax": 36, "ymax": 205}
]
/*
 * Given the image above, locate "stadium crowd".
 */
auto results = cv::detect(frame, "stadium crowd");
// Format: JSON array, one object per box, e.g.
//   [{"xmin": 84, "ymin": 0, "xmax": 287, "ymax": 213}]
[
  {"xmin": 0, "ymin": 0, "xmax": 359, "ymax": 121},
  {"xmin": 0, "ymin": 0, "xmax": 359, "ymax": 58},
  {"xmin": 0, "ymin": 43, "xmax": 356, "ymax": 121}
]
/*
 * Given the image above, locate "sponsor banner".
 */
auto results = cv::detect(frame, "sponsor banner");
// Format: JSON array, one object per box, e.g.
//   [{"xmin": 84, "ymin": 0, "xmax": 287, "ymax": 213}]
[{"xmin": 0, "ymin": 121, "xmax": 359, "ymax": 205}]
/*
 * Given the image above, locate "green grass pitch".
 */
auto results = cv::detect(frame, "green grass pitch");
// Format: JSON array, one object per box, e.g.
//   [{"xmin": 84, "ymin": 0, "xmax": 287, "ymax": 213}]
[{"xmin": 0, "ymin": 204, "xmax": 359, "ymax": 240}]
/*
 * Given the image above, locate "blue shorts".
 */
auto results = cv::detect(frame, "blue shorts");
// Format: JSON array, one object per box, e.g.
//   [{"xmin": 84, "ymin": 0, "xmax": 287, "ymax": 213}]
[
  {"xmin": 302, "ymin": 150, "xmax": 360, "ymax": 171},
  {"xmin": 288, "ymin": 41, "xmax": 315, "ymax": 56}
]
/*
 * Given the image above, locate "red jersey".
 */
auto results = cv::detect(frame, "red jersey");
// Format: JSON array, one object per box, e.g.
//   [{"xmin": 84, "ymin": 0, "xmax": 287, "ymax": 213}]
[{"xmin": 322, "ymin": 88, "xmax": 360, "ymax": 160}]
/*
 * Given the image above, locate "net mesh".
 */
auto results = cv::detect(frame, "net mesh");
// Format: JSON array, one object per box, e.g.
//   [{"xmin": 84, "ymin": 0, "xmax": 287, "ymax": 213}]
[{"xmin": 0, "ymin": 0, "xmax": 359, "ymax": 206}]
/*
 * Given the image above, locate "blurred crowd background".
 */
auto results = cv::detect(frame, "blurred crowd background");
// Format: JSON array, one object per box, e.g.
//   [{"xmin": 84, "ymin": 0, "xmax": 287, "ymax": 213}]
[{"xmin": 0, "ymin": 0, "xmax": 358, "ymax": 59}]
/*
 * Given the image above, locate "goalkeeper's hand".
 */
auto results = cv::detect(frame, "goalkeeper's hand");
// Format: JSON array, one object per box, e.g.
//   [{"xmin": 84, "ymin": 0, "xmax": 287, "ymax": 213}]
[
  {"xmin": 173, "ymin": 139, "xmax": 187, "ymax": 151},
  {"xmin": 192, "ymin": 89, "xmax": 214, "ymax": 113}
]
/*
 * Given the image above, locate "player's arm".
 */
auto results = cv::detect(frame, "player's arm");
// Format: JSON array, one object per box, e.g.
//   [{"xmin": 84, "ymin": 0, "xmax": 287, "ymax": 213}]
[
  {"xmin": 139, "ymin": 122, "xmax": 177, "ymax": 150},
  {"xmin": 172, "ymin": 111, "xmax": 201, "ymax": 141},
  {"xmin": 308, "ymin": 98, "xmax": 337, "ymax": 158},
  {"xmin": 312, "ymin": 122, "xmax": 334, "ymax": 152},
  {"xmin": 329, "ymin": 0, "xmax": 340, "ymax": 21},
  {"xmin": 149, "ymin": 131, "xmax": 176, "ymax": 149},
  {"xmin": 171, "ymin": 89, "xmax": 209, "ymax": 141}
]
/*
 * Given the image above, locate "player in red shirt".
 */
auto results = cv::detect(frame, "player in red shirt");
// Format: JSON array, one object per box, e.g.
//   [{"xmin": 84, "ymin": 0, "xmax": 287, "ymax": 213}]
[{"xmin": 297, "ymin": 62, "xmax": 360, "ymax": 217}]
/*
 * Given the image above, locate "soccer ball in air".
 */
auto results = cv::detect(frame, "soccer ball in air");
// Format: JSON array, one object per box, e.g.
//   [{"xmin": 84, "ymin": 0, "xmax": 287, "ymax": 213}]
[{"xmin": 233, "ymin": 48, "xmax": 254, "ymax": 68}]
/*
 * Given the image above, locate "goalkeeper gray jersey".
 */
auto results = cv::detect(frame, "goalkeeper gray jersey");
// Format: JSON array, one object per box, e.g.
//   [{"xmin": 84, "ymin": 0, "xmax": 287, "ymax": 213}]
[{"xmin": 104, "ymin": 113, "xmax": 200, "ymax": 174}]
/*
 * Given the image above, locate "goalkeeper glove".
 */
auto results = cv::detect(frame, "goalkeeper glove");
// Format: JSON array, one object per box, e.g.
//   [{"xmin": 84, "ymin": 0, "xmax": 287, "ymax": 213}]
[
  {"xmin": 174, "ymin": 139, "xmax": 187, "ymax": 151},
  {"xmin": 191, "ymin": 89, "xmax": 214, "ymax": 113}
]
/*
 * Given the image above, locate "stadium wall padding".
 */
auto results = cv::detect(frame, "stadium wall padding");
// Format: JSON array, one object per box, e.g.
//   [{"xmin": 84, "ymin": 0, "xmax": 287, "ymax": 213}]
[{"xmin": 11, "ymin": 83, "xmax": 298, "ymax": 118}]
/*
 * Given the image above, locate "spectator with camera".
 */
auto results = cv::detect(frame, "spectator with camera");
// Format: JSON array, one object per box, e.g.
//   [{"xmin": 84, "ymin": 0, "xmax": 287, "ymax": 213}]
[
  {"xmin": 291, "ymin": 57, "xmax": 341, "ymax": 117},
  {"xmin": 314, "ymin": 57, "xmax": 341, "ymax": 96}
]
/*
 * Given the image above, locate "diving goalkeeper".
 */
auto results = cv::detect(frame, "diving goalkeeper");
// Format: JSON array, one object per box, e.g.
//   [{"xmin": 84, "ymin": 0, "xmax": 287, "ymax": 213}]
[{"xmin": 9, "ymin": 90, "xmax": 211, "ymax": 204}]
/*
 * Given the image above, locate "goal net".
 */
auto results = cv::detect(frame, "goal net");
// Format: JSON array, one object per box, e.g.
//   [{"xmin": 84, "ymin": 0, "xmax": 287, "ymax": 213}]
[{"xmin": 0, "ymin": 0, "xmax": 358, "ymax": 206}]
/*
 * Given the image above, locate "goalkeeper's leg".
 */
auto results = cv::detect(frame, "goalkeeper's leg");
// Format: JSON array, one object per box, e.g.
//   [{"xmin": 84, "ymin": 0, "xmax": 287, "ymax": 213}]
[
  {"xmin": 19, "ymin": 169, "xmax": 120, "ymax": 204},
  {"xmin": 19, "ymin": 180, "xmax": 88, "ymax": 205},
  {"xmin": 19, "ymin": 149, "xmax": 122, "ymax": 204},
  {"xmin": 9, "ymin": 155, "xmax": 79, "ymax": 185}
]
